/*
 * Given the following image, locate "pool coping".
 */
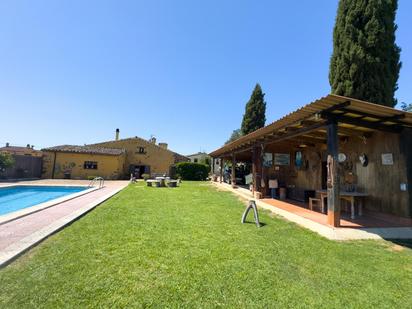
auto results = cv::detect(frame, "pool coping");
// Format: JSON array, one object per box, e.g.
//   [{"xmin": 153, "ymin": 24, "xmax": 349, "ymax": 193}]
[
  {"xmin": 0, "ymin": 184, "xmax": 127, "ymax": 268},
  {"xmin": 0, "ymin": 185, "xmax": 99, "ymax": 225}
]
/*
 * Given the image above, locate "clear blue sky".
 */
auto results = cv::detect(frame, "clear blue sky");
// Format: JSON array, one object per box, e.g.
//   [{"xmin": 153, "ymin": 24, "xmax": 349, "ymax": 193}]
[{"xmin": 1, "ymin": 1, "xmax": 411, "ymax": 155}]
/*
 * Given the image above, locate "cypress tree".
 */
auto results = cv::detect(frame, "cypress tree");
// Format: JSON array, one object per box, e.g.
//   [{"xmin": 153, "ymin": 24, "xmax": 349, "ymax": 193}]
[
  {"xmin": 241, "ymin": 84, "xmax": 266, "ymax": 135},
  {"xmin": 329, "ymin": 0, "xmax": 401, "ymax": 107}
]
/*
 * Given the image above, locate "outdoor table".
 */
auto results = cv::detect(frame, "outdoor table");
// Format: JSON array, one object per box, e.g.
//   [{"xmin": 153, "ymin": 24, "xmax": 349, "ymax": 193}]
[
  {"xmin": 317, "ymin": 190, "xmax": 368, "ymax": 219},
  {"xmin": 155, "ymin": 176, "xmax": 171, "ymax": 187}
]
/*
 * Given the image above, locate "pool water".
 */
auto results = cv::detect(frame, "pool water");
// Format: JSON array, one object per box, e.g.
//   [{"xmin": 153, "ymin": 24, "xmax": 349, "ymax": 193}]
[{"xmin": 0, "ymin": 186, "xmax": 87, "ymax": 216}]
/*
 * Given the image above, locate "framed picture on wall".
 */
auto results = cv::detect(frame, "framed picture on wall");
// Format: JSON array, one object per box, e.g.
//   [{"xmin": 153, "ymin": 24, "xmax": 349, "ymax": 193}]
[
  {"xmin": 274, "ymin": 153, "xmax": 290, "ymax": 166},
  {"xmin": 263, "ymin": 153, "xmax": 273, "ymax": 167},
  {"xmin": 381, "ymin": 153, "xmax": 394, "ymax": 165}
]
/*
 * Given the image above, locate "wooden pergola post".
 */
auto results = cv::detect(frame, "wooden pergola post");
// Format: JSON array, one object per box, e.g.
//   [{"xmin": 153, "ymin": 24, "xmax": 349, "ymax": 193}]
[
  {"xmin": 231, "ymin": 153, "xmax": 236, "ymax": 187},
  {"xmin": 211, "ymin": 157, "xmax": 215, "ymax": 175},
  {"xmin": 251, "ymin": 147, "xmax": 256, "ymax": 195},
  {"xmin": 220, "ymin": 158, "xmax": 224, "ymax": 183},
  {"xmin": 252, "ymin": 145, "xmax": 262, "ymax": 197},
  {"xmin": 327, "ymin": 120, "xmax": 340, "ymax": 227}
]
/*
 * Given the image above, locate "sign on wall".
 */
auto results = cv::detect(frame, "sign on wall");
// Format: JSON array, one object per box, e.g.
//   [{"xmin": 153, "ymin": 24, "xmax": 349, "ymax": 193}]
[
  {"xmin": 381, "ymin": 153, "xmax": 394, "ymax": 165},
  {"xmin": 263, "ymin": 153, "xmax": 273, "ymax": 167},
  {"xmin": 274, "ymin": 153, "xmax": 290, "ymax": 166}
]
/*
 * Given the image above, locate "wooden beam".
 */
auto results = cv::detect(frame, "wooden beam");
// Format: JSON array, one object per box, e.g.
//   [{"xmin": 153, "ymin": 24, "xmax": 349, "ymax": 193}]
[
  {"xmin": 285, "ymin": 135, "xmax": 325, "ymax": 145},
  {"xmin": 327, "ymin": 120, "xmax": 340, "ymax": 227},
  {"xmin": 320, "ymin": 100, "xmax": 351, "ymax": 116},
  {"xmin": 322, "ymin": 113, "xmax": 403, "ymax": 133},
  {"xmin": 263, "ymin": 121, "xmax": 327, "ymax": 145},
  {"xmin": 339, "ymin": 108, "xmax": 406, "ymax": 124}
]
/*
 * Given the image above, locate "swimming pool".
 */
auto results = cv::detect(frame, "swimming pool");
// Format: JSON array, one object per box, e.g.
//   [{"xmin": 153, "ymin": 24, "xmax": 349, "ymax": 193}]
[{"xmin": 0, "ymin": 186, "xmax": 88, "ymax": 216}]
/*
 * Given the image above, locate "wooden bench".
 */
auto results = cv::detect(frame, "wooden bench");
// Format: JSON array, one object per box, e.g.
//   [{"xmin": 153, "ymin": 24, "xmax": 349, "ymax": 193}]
[{"xmin": 309, "ymin": 197, "xmax": 324, "ymax": 213}]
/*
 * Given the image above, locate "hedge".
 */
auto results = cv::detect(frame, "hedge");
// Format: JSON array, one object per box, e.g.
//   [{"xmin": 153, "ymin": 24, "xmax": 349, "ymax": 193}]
[{"xmin": 175, "ymin": 162, "xmax": 209, "ymax": 180}]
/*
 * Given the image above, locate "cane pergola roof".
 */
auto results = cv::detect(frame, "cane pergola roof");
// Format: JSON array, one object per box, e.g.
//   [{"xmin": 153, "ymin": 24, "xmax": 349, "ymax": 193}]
[{"xmin": 210, "ymin": 94, "xmax": 412, "ymax": 158}]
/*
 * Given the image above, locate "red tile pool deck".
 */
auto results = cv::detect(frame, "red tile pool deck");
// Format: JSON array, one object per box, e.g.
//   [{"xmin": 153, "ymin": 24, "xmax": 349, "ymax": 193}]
[{"xmin": 0, "ymin": 180, "xmax": 128, "ymax": 267}]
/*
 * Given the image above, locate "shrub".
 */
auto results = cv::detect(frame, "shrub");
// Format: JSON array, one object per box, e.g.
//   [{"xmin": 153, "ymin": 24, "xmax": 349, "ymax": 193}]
[
  {"xmin": 175, "ymin": 162, "xmax": 209, "ymax": 181},
  {"xmin": 141, "ymin": 173, "xmax": 150, "ymax": 181},
  {"xmin": 0, "ymin": 152, "xmax": 14, "ymax": 171}
]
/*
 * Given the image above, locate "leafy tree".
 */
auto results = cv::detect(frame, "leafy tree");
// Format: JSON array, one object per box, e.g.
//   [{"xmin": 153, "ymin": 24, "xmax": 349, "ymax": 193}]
[
  {"xmin": 200, "ymin": 156, "xmax": 211, "ymax": 166},
  {"xmin": 329, "ymin": 0, "xmax": 401, "ymax": 107},
  {"xmin": 0, "ymin": 152, "xmax": 14, "ymax": 171},
  {"xmin": 241, "ymin": 84, "xmax": 266, "ymax": 134},
  {"xmin": 400, "ymin": 102, "xmax": 412, "ymax": 112},
  {"xmin": 225, "ymin": 129, "xmax": 242, "ymax": 145}
]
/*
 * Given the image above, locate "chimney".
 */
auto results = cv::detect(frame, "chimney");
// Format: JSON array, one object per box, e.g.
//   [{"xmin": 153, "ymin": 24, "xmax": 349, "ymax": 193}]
[
  {"xmin": 150, "ymin": 136, "xmax": 156, "ymax": 144},
  {"xmin": 158, "ymin": 142, "xmax": 168, "ymax": 150},
  {"xmin": 27, "ymin": 144, "xmax": 31, "ymax": 148},
  {"xmin": 115, "ymin": 128, "xmax": 120, "ymax": 141},
  {"xmin": 5, "ymin": 142, "xmax": 9, "ymax": 147}
]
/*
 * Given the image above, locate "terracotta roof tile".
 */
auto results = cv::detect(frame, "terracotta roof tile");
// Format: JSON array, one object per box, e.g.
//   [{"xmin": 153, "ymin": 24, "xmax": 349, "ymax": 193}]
[{"xmin": 41, "ymin": 145, "xmax": 125, "ymax": 156}]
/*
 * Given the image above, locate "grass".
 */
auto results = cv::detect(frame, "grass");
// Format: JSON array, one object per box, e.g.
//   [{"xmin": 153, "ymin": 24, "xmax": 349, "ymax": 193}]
[{"xmin": 0, "ymin": 181, "xmax": 411, "ymax": 308}]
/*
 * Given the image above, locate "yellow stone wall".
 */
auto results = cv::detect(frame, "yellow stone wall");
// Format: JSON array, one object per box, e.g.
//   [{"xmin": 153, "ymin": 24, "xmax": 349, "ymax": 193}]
[
  {"xmin": 42, "ymin": 151, "xmax": 125, "ymax": 180},
  {"xmin": 92, "ymin": 138, "xmax": 175, "ymax": 176}
]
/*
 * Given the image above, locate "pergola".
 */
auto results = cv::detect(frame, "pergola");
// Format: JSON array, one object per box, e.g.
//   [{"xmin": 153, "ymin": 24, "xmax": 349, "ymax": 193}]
[{"xmin": 210, "ymin": 94, "xmax": 412, "ymax": 227}]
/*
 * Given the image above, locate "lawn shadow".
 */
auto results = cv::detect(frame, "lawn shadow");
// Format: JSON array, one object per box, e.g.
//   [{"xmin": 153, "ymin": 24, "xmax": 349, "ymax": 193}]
[
  {"xmin": 387, "ymin": 239, "xmax": 412, "ymax": 249},
  {"xmin": 242, "ymin": 221, "xmax": 267, "ymax": 227}
]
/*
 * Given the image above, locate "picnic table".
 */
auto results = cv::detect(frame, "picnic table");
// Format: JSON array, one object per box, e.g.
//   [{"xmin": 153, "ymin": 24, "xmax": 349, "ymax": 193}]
[
  {"xmin": 317, "ymin": 190, "xmax": 368, "ymax": 219},
  {"xmin": 146, "ymin": 178, "xmax": 179, "ymax": 188}
]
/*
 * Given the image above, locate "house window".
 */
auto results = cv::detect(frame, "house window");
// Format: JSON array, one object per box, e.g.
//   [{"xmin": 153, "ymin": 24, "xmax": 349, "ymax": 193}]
[
  {"xmin": 194, "ymin": 158, "xmax": 198, "ymax": 163},
  {"xmin": 137, "ymin": 147, "xmax": 146, "ymax": 154},
  {"xmin": 84, "ymin": 161, "xmax": 98, "ymax": 169}
]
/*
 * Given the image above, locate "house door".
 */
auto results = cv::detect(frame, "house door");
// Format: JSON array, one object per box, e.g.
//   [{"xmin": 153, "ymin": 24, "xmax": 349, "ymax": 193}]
[{"xmin": 130, "ymin": 165, "xmax": 150, "ymax": 179}]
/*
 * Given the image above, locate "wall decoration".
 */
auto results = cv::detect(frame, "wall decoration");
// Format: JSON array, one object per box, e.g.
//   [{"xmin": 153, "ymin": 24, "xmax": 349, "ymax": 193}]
[
  {"xmin": 263, "ymin": 153, "xmax": 273, "ymax": 167},
  {"xmin": 268, "ymin": 179, "xmax": 278, "ymax": 188},
  {"xmin": 274, "ymin": 153, "xmax": 290, "ymax": 166},
  {"xmin": 359, "ymin": 154, "xmax": 368, "ymax": 167},
  {"xmin": 295, "ymin": 151, "xmax": 303, "ymax": 169},
  {"xmin": 343, "ymin": 160, "xmax": 353, "ymax": 171},
  {"xmin": 381, "ymin": 153, "xmax": 393, "ymax": 165},
  {"xmin": 338, "ymin": 153, "xmax": 347, "ymax": 163}
]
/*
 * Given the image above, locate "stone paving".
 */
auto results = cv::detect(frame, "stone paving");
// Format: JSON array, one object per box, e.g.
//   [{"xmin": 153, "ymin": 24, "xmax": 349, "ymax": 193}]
[{"xmin": 0, "ymin": 180, "xmax": 128, "ymax": 267}]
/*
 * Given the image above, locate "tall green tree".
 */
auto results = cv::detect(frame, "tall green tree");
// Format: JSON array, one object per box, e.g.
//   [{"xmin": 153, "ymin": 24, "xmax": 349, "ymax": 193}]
[
  {"xmin": 225, "ymin": 129, "xmax": 242, "ymax": 145},
  {"xmin": 241, "ymin": 84, "xmax": 266, "ymax": 134},
  {"xmin": 329, "ymin": 0, "xmax": 401, "ymax": 107}
]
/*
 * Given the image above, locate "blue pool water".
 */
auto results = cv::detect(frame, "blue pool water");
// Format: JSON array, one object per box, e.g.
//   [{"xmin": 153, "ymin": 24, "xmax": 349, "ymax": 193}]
[{"xmin": 0, "ymin": 186, "xmax": 87, "ymax": 216}]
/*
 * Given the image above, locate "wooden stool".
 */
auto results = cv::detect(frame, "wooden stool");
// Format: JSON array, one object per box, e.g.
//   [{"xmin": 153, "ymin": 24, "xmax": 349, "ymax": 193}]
[{"xmin": 309, "ymin": 197, "xmax": 324, "ymax": 213}]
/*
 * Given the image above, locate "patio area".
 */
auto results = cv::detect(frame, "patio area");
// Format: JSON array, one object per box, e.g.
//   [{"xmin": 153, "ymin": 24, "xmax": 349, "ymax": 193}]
[
  {"xmin": 261, "ymin": 198, "xmax": 412, "ymax": 228},
  {"xmin": 213, "ymin": 181, "xmax": 412, "ymax": 240}
]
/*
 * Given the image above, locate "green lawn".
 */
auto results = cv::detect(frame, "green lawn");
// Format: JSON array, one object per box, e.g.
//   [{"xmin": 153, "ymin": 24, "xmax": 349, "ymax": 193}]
[{"xmin": 1, "ymin": 182, "xmax": 411, "ymax": 308}]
